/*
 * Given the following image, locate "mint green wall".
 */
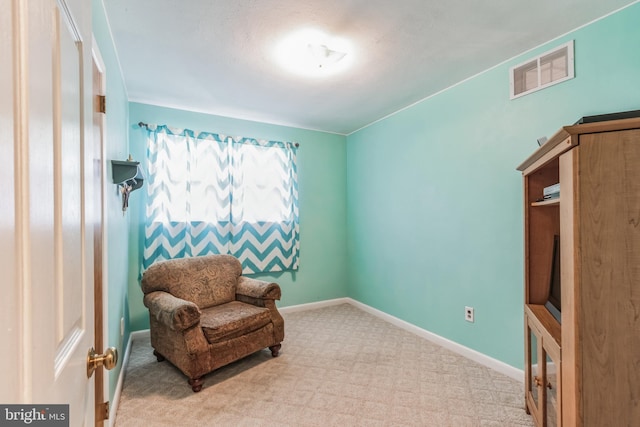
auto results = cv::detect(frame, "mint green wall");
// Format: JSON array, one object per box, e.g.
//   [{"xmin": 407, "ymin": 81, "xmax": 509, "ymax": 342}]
[
  {"xmin": 93, "ymin": 0, "xmax": 131, "ymax": 402},
  {"xmin": 346, "ymin": 3, "xmax": 640, "ymax": 369},
  {"xmin": 126, "ymin": 102, "xmax": 348, "ymax": 331}
]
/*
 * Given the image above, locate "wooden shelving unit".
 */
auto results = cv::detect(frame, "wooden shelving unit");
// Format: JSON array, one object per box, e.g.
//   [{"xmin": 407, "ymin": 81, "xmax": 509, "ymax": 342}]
[{"xmin": 517, "ymin": 116, "xmax": 640, "ymax": 427}]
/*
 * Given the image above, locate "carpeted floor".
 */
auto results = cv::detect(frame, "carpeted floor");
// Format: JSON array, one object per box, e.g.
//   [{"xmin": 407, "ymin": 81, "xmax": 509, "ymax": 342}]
[{"xmin": 114, "ymin": 304, "xmax": 534, "ymax": 426}]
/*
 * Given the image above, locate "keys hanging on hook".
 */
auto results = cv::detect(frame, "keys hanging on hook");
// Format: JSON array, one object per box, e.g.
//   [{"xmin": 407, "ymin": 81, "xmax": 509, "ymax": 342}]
[{"xmin": 121, "ymin": 183, "xmax": 132, "ymax": 215}]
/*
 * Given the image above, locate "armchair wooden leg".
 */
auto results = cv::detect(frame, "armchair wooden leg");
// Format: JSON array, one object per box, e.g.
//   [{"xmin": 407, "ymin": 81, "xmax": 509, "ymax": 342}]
[
  {"xmin": 188, "ymin": 377, "xmax": 203, "ymax": 393},
  {"xmin": 153, "ymin": 350, "xmax": 165, "ymax": 362},
  {"xmin": 269, "ymin": 344, "xmax": 281, "ymax": 357}
]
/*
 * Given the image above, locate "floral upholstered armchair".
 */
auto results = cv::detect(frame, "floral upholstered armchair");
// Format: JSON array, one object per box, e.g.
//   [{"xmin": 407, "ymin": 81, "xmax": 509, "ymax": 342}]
[{"xmin": 141, "ymin": 254, "xmax": 284, "ymax": 392}]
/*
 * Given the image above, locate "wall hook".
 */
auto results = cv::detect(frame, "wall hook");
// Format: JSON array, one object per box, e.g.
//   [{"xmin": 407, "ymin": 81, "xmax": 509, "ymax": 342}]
[{"xmin": 111, "ymin": 158, "xmax": 145, "ymax": 214}]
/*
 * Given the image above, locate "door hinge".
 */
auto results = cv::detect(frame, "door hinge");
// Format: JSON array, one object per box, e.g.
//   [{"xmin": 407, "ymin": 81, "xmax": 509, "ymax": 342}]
[
  {"xmin": 97, "ymin": 95, "xmax": 106, "ymax": 114},
  {"xmin": 98, "ymin": 401, "xmax": 109, "ymax": 420}
]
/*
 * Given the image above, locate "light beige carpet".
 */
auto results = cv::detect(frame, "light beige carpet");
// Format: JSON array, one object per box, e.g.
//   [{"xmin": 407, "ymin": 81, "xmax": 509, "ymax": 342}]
[{"xmin": 114, "ymin": 304, "xmax": 533, "ymax": 426}]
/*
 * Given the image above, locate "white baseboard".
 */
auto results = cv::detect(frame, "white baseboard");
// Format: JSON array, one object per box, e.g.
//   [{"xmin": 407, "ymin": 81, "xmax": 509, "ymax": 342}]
[
  {"xmin": 108, "ymin": 333, "xmax": 131, "ymax": 427},
  {"xmin": 280, "ymin": 297, "xmax": 523, "ymax": 381},
  {"xmin": 278, "ymin": 297, "xmax": 350, "ymax": 314},
  {"xmin": 130, "ymin": 329, "xmax": 151, "ymax": 340},
  {"xmin": 108, "ymin": 330, "xmax": 150, "ymax": 426},
  {"xmin": 345, "ymin": 298, "xmax": 524, "ymax": 382}
]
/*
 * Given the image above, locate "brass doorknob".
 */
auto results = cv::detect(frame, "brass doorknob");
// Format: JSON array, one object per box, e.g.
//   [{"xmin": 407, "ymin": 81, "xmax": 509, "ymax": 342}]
[{"xmin": 87, "ymin": 347, "xmax": 118, "ymax": 378}]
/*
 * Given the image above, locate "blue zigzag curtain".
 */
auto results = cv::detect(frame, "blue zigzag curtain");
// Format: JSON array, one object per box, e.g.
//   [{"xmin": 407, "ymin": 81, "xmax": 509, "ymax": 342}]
[{"xmin": 142, "ymin": 124, "xmax": 299, "ymax": 274}]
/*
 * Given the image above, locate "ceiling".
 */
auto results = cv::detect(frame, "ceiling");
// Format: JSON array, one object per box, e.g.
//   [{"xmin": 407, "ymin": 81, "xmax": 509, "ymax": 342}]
[{"xmin": 103, "ymin": 0, "xmax": 635, "ymax": 135}]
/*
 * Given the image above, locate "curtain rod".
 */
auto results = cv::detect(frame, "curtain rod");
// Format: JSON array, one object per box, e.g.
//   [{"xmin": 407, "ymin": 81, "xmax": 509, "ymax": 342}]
[{"xmin": 137, "ymin": 121, "xmax": 300, "ymax": 147}]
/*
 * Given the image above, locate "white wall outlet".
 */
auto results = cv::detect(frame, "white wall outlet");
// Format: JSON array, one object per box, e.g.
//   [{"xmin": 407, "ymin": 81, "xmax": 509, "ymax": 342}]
[
  {"xmin": 120, "ymin": 317, "xmax": 125, "ymax": 336},
  {"xmin": 465, "ymin": 306, "xmax": 474, "ymax": 323}
]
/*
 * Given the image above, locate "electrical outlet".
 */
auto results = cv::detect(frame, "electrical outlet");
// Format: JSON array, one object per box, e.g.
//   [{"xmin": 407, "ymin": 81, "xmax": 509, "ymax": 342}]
[
  {"xmin": 120, "ymin": 317, "xmax": 125, "ymax": 336},
  {"xmin": 465, "ymin": 306, "xmax": 474, "ymax": 323}
]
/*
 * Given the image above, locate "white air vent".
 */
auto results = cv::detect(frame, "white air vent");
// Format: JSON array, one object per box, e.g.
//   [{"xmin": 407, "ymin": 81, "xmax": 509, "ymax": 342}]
[{"xmin": 510, "ymin": 41, "xmax": 574, "ymax": 99}]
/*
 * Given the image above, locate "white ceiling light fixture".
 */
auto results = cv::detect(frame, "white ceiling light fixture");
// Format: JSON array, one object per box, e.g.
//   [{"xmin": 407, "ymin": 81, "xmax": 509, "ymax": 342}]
[
  {"xmin": 273, "ymin": 28, "xmax": 353, "ymax": 78},
  {"xmin": 307, "ymin": 43, "xmax": 347, "ymax": 68}
]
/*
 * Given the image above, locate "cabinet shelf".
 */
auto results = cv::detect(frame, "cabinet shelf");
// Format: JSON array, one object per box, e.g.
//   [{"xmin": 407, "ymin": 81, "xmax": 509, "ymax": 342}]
[
  {"xmin": 525, "ymin": 304, "xmax": 561, "ymax": 346},
  {"xmin": 531, "ymin": 198, "xmax": 560, "ymax": 207}
]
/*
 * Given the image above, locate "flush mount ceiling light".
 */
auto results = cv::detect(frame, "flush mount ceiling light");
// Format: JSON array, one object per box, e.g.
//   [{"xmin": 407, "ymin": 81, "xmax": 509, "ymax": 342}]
[
  {"xmin": 307, "ymin": 43, "xmax": 347, "ymax": 68},
  {"xmin": 273, "ymin": 28, "xmax": 353, "ymax": 78}
]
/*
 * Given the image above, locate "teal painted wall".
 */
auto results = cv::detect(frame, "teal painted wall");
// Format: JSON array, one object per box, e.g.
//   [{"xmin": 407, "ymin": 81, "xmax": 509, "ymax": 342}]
[
  {"xmin": 346, "ymin": 3, "xmax": 640, "ymax": 369},
  {"xmin": 93, "ymin": 0, "xmax": 132, "ymax": 402},
  {"xmin": 126, "ymin": 103, "xmax": 348, "ymax": 331}
]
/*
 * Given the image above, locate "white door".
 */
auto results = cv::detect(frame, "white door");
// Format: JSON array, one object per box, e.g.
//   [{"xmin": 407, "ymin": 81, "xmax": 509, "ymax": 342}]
[{"xmin": 1, "ymin": 0, "xmax": 96, "ymax": 425}]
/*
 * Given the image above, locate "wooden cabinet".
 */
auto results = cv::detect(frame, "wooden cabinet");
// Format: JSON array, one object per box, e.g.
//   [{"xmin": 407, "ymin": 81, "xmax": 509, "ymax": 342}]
[{"xmin": 517, "ymin": 117, "xmax": 640, "ymax": 427}]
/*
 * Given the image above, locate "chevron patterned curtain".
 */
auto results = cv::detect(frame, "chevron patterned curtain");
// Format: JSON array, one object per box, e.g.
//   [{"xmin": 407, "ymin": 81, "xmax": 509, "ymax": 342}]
[{"xmin": 142, "ymin": 125, "xmax": 299, "ymax": 274}]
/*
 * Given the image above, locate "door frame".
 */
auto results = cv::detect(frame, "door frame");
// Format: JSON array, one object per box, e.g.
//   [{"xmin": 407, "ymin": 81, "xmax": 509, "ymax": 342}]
[{"xmin": 92, "ymin": 36, "xmax": 110, "ymax": 426}]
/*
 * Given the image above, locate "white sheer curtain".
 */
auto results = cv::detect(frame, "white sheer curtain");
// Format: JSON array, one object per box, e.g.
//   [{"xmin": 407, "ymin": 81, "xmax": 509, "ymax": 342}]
[{"xmin": 142, "ymin": 125, "xmax": 299, "ymax": 274}]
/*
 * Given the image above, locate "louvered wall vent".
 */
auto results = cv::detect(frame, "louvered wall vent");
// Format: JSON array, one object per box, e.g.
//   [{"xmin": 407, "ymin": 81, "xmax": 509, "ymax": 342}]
[{"xmin": 510, "ymin": 41, "xmax": 574, "ymax": 99}]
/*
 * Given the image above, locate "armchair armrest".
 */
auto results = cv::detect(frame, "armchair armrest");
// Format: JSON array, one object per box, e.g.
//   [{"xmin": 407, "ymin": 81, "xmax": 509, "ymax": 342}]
[
  {"xmin": 143, "ymin": 291, "xmax": 201, "ymax": 331},
  {"xmin": 237, "ymin": 277, "xmax": 281, "ymax": 300}
]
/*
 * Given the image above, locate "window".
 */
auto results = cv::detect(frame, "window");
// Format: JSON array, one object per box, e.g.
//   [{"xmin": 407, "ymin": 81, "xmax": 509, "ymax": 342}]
[
  {"xmin": 142, "ymin": 125, "xmax": 299, "ymax": 274},
  {"xmin": 510, "ymin": 41, "xmax": 574, "ymax": 99}
]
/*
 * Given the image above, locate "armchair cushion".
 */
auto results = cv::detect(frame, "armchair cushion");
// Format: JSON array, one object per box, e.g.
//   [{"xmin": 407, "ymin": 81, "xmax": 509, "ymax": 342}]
[{"xmin": 200, "ymin": 301, "xmax": 271, "ymax": 344}]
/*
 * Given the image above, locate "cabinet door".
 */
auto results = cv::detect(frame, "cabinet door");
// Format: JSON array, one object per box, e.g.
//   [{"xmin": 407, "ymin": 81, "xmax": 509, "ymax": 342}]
[
  {"xmin": 544, "ymin": 343, "xmax": 561, "ymax": 427},
  {"xmin": 526, "ymin": 319, "xmax": 544, "ymax": 425},
  {"xmin": 527, "ymin": 312, "xmax": 562, "ymax": 427}
]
